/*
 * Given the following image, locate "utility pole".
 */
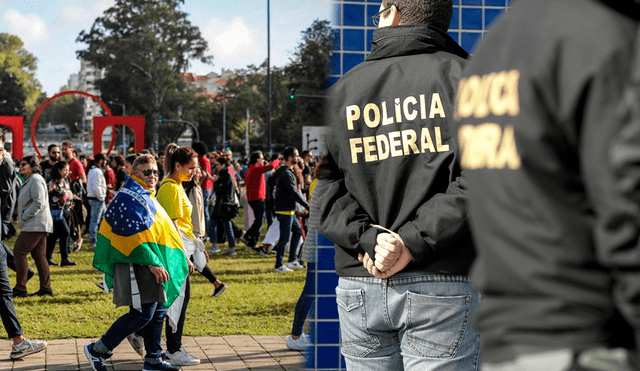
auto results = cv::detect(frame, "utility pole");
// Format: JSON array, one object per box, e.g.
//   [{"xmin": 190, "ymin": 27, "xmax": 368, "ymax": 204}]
[{"xmin": 267, "ymin": 0, "xmax": 272, "ymax": 155}]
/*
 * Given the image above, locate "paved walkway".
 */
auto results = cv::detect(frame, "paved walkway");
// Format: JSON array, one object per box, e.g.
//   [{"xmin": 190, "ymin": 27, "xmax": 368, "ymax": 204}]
[{"xmin": 0, "ymin": 335, "xmax": 305, "ymax": 371}]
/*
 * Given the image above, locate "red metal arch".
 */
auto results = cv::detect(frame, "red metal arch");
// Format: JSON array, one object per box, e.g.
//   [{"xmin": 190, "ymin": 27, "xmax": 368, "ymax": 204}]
[{"xmin": 31, "ymin": 90, "xmax": 114, "ymax": 158}]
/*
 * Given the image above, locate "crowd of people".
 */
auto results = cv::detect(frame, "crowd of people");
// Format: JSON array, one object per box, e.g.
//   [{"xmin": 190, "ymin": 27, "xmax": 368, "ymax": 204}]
[{"xmin": 0, "ymin": 132, "xmax": 319, "ymax": 368}]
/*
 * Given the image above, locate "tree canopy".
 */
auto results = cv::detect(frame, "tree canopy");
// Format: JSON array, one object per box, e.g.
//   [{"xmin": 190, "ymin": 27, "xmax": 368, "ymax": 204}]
[
  {"xmin": 0, "ymin": 33, "xmax": 42, "ymax": 116},
  {"xmin": 76, "ymin": 0, "xmax": 212, "ymax": 149}
]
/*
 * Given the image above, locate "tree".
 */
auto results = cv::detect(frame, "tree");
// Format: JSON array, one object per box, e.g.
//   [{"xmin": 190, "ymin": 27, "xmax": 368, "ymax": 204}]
[
  {"xmin": 277, "ymin": 19, "xmax": 332, "ymax": 148},
  {"xmin": 0, "ymin": 33, "xmax": 43, "ymax": 116},
  {"xmin": 77, "ymin": 0, "xmax": 212, "ymax": 149},
  {"xmin": 0, "ymin": 69, "xmax": 26, "ymax": 115}
]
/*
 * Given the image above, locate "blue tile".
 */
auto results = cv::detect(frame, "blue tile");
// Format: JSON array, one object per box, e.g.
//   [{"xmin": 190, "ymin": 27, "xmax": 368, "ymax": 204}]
[
  {"xmin": 461, "ymin": 32, "xmax": 482, "ymax": 53},
  {"xmin": 447, "ymin": 31, "xmax": 459, "ymax": 44},
  {"xmin": 461, "ymin": 0, "xmax": 482, "ymax": 4},
  {"xmin": 343, "ymin": 29, "xmax": 364, "ymax": 51},
  {"xmin": 318, "ymin": 233, "xmax": 333, "ymax": 246},
  {"xmin": 317, "ymin": 322, "xmax": 341, "ymax": 344},
  {"xmin": 342, "ymin": 354, "xmax": 347, "ymax": 369},
  {"xmin": 485, "ymin": 0, "xmax": 506, "ymax": 5},
  {"xmin": 450, "ymin": 7, "xmax": 459, "ymax": 29},
  {"xmin": 329, "ymin": 53, "xmax": 340, "ymax": 76},
  {"xmin": 317, "ymin": 296, "xmax": 339, "ymax": 320},
  {"xmin": 507, "ymin": 0, "xmax": 516, "ymax": 5},
  {"xmin": 453, "ymin": 0, "xmax": 459, "ymax": 4},
  {"xmin": 343, "ymin": 4, "xmax": 365, "ymax": 26},
  {"xmin": 325, "ymin": 77, "xmax": 340, "ymax": 90},
  {"xmin": 332, "ymin": 3, "xmax": 341, "ymax": 26},
  {"xmin": 343, "ymin": 53, "xmax": 365, "ymax": 74},
  {"xmin": 303, "ymin": 345, "xmax": 315, "ymax": 369},
  {"xmin": 461, "ymin": 8, "xmax": 482, "ymax": 30},
  {"xmin": 367, "ymin": 4, "xmax": 380, "ymax": 28},
  {"xmin": 317, "ymin": 272, "xmax": 339, "ymax": 295},
  {"xmin": 331, "ymin": 28, "xmax": 340, "ymax": 51},
  {"xmin": 366, "ymin": 29, "xmax": 374, "ymax": 52},
  {"xmin": 484, "ymin": 8, "xmax": 504, "ymax": 29},
  {"xmin": 318, "ymin": 247, "xmax": 336, "ymax": 271},
  {"xmin": 317, "ymin": 346, "xmax": 342, "ymax": 369}
]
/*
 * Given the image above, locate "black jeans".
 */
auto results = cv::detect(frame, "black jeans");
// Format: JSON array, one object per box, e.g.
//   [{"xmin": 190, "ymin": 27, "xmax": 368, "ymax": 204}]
[
  {"xmin": 0, "ymin": 246, "xmax": 23, "ymax": 338},
  {"xmin": 47, "ymin": 217, "xmax": 70, "ymax": 261},
  {"xmin": 245, "ymin": 200, "xmax": 265, "ymax": 246}
]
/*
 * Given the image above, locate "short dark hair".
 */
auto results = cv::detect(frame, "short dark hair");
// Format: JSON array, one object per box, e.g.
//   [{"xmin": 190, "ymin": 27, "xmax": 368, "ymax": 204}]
[
  {"xmin": 48, "ymin": 144, "xmax": 59, "ymax": 152},
  {"xmin": 21, "ymin": 155, "xmax": 42, "ymax": 175},
  {"xmin": 94, "ymin": 153, "xmax": 106, "ymax": 163},
  {"xmin": 191, "ymin": 141, "xmax": 208, "ymax": 157},
  {"xmin": 382, "ymin": 0, "xmax": 452, "ymax": 31},
  {"xmin": 112, "ymin": 155, "xmax": 125, "ymax": 167},
  {"xmin": 282, "ymin": 146, "xmax": 298, "ymax": 162},
  {"xmin": 249, "ymin": 151, "xmax": 264, "ymax": 165}
]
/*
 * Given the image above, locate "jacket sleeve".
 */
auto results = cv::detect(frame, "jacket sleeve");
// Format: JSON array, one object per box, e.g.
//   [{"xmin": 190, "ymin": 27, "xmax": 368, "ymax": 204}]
[
  {"xmin": 22, "ymin": 177, "xmax": 47, "ymax": 222},
  {"xmin": 397, "ymin": 170, "xmax": 471, "ymax": 264},
  {"xmin": 315, "ymin": 179, "xmax": 380, "ymax": 260},
  {"xmin": 283, "ymin": 171, "xmax": 309, "ymax": 209},
  {"xmin": 587, "ymin": 37, "xmax": 640, "ymax": 340}
]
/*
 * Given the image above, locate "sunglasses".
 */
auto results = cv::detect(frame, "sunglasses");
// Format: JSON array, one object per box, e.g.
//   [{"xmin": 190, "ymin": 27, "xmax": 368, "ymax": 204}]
[{"xmin": 138, "ymin": 168, "xmax": 159, "ymax": 176}]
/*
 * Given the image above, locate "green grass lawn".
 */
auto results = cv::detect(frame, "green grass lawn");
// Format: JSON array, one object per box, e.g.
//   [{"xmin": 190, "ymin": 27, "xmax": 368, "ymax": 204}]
[{"xmin": 4, "ymin": 216, "xmax": 306, "ymax": 339}]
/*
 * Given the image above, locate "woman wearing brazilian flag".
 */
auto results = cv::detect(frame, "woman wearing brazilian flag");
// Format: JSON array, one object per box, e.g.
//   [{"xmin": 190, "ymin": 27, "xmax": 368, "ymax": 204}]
[{"xmin": 85, "ymin": 154, "xmax": 189, "ymax": 371}]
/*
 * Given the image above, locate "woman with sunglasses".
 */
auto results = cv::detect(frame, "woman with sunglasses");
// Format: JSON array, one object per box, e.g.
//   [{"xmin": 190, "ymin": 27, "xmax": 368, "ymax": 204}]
[{"xmin": 13, "ymin": 155, "xmax": 54, "ymax": 297}]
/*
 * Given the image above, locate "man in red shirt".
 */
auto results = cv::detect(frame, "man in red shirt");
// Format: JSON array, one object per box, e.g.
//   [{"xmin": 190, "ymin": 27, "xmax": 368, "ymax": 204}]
[{"xmin": 242, "ymin": 151, "xmax": 279, "ymax": 250}]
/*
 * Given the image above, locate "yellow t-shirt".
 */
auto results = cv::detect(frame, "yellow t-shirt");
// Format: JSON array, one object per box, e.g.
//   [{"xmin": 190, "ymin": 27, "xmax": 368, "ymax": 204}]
[{"xmin": 156, "ymin": 177, "xmax": 194, "ymax": 239}]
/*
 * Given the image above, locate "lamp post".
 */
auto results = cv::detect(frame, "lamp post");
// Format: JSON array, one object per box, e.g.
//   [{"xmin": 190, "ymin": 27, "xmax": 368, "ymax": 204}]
[{"xmin": 267, "ymin": 0, "xmax": 272, "ymax": 155}]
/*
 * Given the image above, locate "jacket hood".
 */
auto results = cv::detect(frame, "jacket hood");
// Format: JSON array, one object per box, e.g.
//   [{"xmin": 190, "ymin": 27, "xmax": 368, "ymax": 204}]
[{"xmin": 368, "ymin": 24, "xmax": 469, "ymax": 62}]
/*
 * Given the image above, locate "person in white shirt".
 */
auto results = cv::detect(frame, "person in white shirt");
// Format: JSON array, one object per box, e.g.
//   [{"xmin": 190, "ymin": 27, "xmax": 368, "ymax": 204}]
[{"xmin": 87, "ymin": 153, "xmax": 107, "ymax": 249}]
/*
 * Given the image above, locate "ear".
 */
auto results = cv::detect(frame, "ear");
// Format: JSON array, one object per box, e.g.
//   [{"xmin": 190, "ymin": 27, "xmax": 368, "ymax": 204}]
[{"xmin": 390, "ymin": 5, "xmax": 401, "ymax": 25}]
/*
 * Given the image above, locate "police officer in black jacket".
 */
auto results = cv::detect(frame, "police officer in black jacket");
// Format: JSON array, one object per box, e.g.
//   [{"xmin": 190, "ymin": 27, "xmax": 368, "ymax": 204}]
[
  {"xmin": 318, "ymin": 1, "xmax": 479, "ymax": 369},
  {"xmin": 455, "ymin": 0, "xmax": 640, "ymax": 369}
]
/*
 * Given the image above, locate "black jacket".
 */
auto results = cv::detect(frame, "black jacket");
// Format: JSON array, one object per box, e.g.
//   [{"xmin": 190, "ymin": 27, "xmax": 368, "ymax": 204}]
[
  {"xmin": 273, "ymin": 165, "xmax": 308, "ymax": 213},
  {"xmin": 318, "ymin": 24, "xmax": 475, "ymax": 277},
  {"xmin": 455, "ymin": 0, "xmax": 639, "ymax": 362},
  {"xmin": 213, "ymin": 169, "xmax": 236, "ymax": 218}
]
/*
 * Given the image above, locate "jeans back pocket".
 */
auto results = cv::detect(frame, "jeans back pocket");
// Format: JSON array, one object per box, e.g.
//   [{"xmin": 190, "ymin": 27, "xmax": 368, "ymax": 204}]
[{"xmin": 336, "ymin": 287, "xmax": 380, "ymax": 358}]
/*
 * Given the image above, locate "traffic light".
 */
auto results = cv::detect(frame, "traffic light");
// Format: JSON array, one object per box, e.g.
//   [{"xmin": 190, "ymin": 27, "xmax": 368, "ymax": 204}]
[
  {"xmin": 289, "ymin": 88, "xmax": 295, "ymax": 100},
  {"xmin": 158, "ymin": 118, "xmax": 163, "ymax": 124}
]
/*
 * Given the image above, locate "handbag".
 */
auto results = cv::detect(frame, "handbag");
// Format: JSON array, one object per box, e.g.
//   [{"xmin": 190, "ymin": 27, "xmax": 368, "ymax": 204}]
[{"xmin": 51, "ymin": 209, "xmax": 64, "ymax": 221}]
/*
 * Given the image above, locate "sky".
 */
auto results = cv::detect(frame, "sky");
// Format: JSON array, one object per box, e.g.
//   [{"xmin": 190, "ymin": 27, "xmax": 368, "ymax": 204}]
[{"xmin": 0, "ymin": 0, "xmax": 333, "ymax": 96}]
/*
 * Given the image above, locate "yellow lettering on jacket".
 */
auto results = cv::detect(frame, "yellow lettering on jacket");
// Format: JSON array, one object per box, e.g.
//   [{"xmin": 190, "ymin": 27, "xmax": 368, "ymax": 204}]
[
  {"xmin": 348, "ymin": 127, "xmax": 450, "ymax": 164},
  {"xmin": 458, "ymin": 123, "xmax": 521, "ymax": 169},
  {"xmin": 455, "ymin": 70, "xmax": 520, "ymax": 121}
]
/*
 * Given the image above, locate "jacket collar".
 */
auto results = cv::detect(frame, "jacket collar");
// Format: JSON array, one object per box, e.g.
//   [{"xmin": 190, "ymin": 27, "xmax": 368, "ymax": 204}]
[{"xmin": 367, "ymin": 24, "xmax": 468, "ymax": 62}]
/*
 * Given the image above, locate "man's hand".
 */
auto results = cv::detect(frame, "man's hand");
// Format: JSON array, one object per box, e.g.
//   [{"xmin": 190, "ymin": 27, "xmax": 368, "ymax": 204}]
[
  {"xmin": 358, "ymin": 246, "xmax": 414, "ymax": 279},
  {"xmin": 148, "ymin": 266, "xmax": 170, "ymax": 285},
  {"xmin": 373, "ymin": 232, "xmax": 404, "ymax": 272}
]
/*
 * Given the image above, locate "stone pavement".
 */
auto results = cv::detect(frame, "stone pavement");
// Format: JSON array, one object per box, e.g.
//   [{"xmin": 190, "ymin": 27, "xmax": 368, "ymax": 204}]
[{"xmin": 0, "ymin": 335, "xmax": 305, "ymax": 371}]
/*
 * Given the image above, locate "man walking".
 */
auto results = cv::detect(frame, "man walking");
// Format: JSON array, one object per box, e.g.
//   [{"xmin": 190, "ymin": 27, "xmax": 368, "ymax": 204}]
[
  {"xmin": 41, "ymin": 144, "xmax": 60, "ymax": 182},
  {"xmin": 318, "ymin": 1, "xmax": 479, "ymax": 369},
  {"xmin": 87, "ymin": 153, "xmax": 107, "ymax": 249},
  {"xmin": 273, "ymin": 147, "xmax": 308, "ymax": 272}
]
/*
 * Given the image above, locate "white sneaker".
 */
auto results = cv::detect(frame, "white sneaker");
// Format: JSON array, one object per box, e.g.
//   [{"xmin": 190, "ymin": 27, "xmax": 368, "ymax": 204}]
[
  {"xmin": 274, "ymin": 265, "xmax": 293, "ymax": 273},
  {"xmin": 207, "ymin": 245, "xmax": 221, "ymax": 254},
  {"xmin": 286, "ymin": 261, "xmax": 305, "ymax": 270},
  {"xmin": 165, "ymin": 347, "xmax": 200, "ymax": 366},
  {"xmin": 126, "ymin": 333, "xmax": 144, "ymax": 357},
  {"xmin": 221, "ymin": 249, "xmax": 237, "ymax": 256},
  {"xmin": 286, "ymin": 333, "xmax": 311, "ymax": 351},
  {"xmin": 10, "ymin": 338, "xmax": 47, "ymax": 359}
]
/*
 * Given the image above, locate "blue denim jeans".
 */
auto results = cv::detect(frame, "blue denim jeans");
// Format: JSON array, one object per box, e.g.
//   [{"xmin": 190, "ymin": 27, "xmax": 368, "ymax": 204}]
[
  {"xmin": 336, "ymin": 274, "xmax": 481, "ymax": 371},
  {"xmin": 291, "ymin": 262, "xmax": 315, "ymax": 336},
  {"xmin": 210, "ymin": 218, "xmax": 235, "ymax": 248},
  {"xmin": 275, "ymin": 214, "xmax": 302, "ymax": 268},
  {"xmin": 202, "ymin": 188, "xmax": 212, "ymax": 239},
  {"xmin": 245, "ymin": 200, "xmax": 265, "ymax": 246},
  {"xmin": 97, "ymin": 301, "xmax": 167, "ymax": 361},
  {"xmin": 0, "ymin": 246, "xmax": 23, "ymax": 338},
  {"xmin": 88, "ymin": 198, "xmax": 106, "ymax": 246}
]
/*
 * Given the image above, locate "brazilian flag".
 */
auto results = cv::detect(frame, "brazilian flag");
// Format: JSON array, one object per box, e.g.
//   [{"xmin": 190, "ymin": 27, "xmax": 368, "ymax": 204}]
[{"xmin": 93, "ymin": 177, "xmax": 188, "ymax": 307}]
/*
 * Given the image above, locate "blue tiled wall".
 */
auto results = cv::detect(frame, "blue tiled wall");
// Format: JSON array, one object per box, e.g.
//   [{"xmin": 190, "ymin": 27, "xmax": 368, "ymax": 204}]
[{"xmin": 309, "ymin": 1, "xmax": 511, "ymax": 370}]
